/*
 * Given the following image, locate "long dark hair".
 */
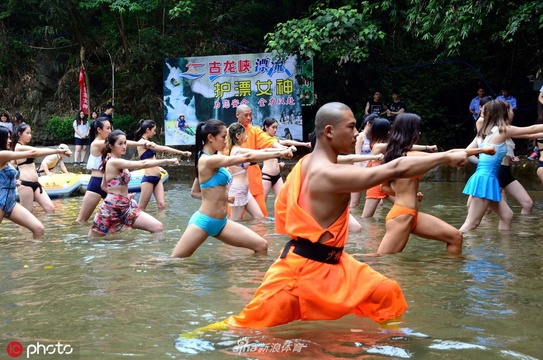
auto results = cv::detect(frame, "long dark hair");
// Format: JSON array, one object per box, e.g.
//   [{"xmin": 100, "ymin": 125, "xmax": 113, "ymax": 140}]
[
  {"xmin": 262, "ymin": 117, "xmax": 278, "ymax": 132},
  {"xmin": 360, "ymin": 113, "xmax": 378, "ymax": 132},
  {"xmin": 100, "ymin": 129, "xmax": 125, "ymax": 171},
  {"xmin": 194, "ymin": 119, "xmax": 225, "ymax": 177},
  {"xmin": 367, "ymin": 117, "xmax": 390, "ymax": 147},
  {"xmin": 383, "ymin": 113, "xmax": 421, "ymax": 164},
  {"xmin": 134, "ymin": 119, "xmax": 155, "ymax": 140},
  {"xmin": 76, "ymin": 110, "xmax": 88, "ymax": 126},
  {"xmin": 0, "ymin": 127, "xmax": 11, "ymax": 150},
  {"xmin": 11, "ymin": 123, "xmax": 30, "ymax": 150},
  {"xmin": 89, "ymin": 117, "xmax": 110, "ymax": 142}
]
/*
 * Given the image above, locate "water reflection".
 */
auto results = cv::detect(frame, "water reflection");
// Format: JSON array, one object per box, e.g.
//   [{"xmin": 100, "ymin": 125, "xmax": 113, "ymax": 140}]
[{"xmin": 1, "ymin": 182, "xmax": 542, "ymax": 359}]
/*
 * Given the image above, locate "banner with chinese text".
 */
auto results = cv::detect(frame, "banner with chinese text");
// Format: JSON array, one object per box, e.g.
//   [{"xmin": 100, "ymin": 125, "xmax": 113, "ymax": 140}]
[{"xmin": 163, "ymin": 53, "xmax": 308, "ymax": 145}]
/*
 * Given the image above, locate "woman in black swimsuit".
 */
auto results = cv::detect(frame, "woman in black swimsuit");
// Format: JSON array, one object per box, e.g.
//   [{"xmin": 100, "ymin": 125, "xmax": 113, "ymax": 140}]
[
  {"xmin": 261, "ymin": 117, "xmax": 310, "ymax": 203},
  {"xmin": 12, "ymin": 123, "xmax": 72, "ymax": 213}
]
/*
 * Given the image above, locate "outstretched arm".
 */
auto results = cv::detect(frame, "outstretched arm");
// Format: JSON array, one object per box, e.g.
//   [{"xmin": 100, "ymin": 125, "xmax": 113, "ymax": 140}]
[
  {"xmin": 207, "ymin": 148, "xmax": 294, "ymax": 169},
  {"xmin": 327, "ymin": 150, "xmax": 468, "ymax": 194},
  {"xmin": 279, "ymin": 139, "xmax": 311, "ymax": 148},
  {"xmin": 152, "ymin": 144, "xmax": 191, "ymax": 157},
  {"xmin": 6, "ymin": 147, "xmax": 71, "ymax": 165},
  {"xmin": 412, "ymin": 144, "xmax": 437, "ymax": 152},
  {"xmin": 337, "ymin": 153, "xmax": 383, "ymax": 164},
  {"xmin": 108, "ymin": 157, "xmax": 180, "ymax": 172}
]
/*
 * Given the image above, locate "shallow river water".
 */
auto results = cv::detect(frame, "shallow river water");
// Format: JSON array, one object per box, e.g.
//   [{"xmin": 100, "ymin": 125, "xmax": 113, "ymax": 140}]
[{"xmin": 1, "ymin": 181, "xmax": 542, "ymax": 359}]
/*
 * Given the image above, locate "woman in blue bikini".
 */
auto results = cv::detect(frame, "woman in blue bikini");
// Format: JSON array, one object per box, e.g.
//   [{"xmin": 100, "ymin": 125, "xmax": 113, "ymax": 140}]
[
  {"xmin": 170, "ymin": 119, "xmax": 293, "ymax": 258},
  {"xmin": 134, "ymin": 119, "xmax": 191, "ymax": 211}
]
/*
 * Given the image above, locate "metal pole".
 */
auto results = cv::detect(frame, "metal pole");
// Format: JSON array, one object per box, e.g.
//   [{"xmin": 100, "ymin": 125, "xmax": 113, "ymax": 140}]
[{"xmin": 105, "ymin": 50, "xmax": 114, "ymax": 108}]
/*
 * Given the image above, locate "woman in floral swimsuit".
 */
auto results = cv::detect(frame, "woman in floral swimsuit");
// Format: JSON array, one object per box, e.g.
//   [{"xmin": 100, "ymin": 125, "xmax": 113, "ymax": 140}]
[{"xmin": 89, "ymin": 130, "xmax": 180, "ymax": 237}]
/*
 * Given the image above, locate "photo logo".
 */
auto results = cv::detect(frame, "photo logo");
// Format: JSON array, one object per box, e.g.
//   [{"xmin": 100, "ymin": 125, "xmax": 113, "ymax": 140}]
[
  {"xmin": 5, "ymin": 341, "xmax": 75, "ymax": 358},
  {"xmin": 6, "ymin": 341, "xmax": 23, "ymax": 358}
]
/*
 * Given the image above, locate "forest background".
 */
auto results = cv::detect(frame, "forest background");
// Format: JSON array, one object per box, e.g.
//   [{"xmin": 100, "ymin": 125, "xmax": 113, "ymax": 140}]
[{"xmin": 0, "ymin": 0, "xmax": 542, "ymax": 150}]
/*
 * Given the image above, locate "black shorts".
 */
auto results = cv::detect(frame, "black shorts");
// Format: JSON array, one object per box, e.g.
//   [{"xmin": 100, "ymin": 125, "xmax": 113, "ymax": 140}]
[
  {"xmin": 498, "ymin": 165, "xmax": 516, "ymax": 188},
  {"xmin": 75, "ymin": 137, "xmax": 90, "ymax": 146}
]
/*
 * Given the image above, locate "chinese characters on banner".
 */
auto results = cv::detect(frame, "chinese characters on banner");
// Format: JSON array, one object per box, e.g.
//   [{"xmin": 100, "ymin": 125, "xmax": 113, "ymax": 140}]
[
  {"xmin": 163, "ymin": 53, "xmax": 311, "ymax": 145},
  {"xmin": 78, "ymin": 68, "xmax": 89, "ymax": 115}
]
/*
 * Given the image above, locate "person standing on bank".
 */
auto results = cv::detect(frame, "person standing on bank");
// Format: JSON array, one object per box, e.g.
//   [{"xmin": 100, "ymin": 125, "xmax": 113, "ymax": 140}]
[
  {"xmin": 469, "ymin": 87, "xmax": 486, "ymax": 122},
  {"xmin": 73, "ymin": 110, "xmax": 90, "ymax": 166},
  {"xmin": 100, "ymin": 104, "xmax": 114, "ymax": 122},
  {"xmin": 12, "ymin": 123, "xmax": 73, "ymax": 214},
  {"xmin": 235, "ymin": 104, "xmax": 292, "ymax": 217},
  {"xmin": 134, "ymin": 119, "xmax": 191, "ymax": 211},
  {"xmin": 0, "ymin": 127, "xmax": 71, "ymax": 238},
  {"xmin": 0, "ymin": 112, "xmax": 13, "ymax": 132}
]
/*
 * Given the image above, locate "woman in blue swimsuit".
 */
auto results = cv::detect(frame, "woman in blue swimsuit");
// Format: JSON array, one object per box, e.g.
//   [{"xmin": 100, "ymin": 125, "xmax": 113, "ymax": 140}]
[
  {"xmin": 0, "ymin": 127, "xmax": 71, "ymax": 238},
  {"xmin": 170, "ymin": 119, "xmax": 293, "ymax": 258},
  {"xmin": 134, "ymin": 119, "xmax": 191, "ymax": 211},
  {"xmin": 461, "ymin": 100, "xmax": 543, "ymax": 232}
]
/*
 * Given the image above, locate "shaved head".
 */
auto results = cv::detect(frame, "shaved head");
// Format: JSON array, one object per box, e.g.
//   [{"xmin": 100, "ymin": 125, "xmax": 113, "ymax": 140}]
[
  {"xmin": 315, "ymin": 102, "xmax": 352, "ymax": 136},
  {"xmin": 236, "ymin": 104, "xmax": 251, "ymax": 114}
]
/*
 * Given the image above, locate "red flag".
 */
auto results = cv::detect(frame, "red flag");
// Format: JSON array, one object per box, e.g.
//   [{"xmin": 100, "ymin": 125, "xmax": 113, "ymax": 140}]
[{"xmin": 79, "ymin": 68, "xmax": 89, "ymax": 114}]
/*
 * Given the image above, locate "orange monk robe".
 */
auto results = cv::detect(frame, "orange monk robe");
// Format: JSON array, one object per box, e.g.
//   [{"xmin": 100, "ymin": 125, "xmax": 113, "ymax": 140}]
[
  {"xmin": 241, "ymin": 124, "xmax": 277, "ymax": 217},
  {"xmin": 223, "ymin": 155, "xmax": 408, "ymax": 329}
]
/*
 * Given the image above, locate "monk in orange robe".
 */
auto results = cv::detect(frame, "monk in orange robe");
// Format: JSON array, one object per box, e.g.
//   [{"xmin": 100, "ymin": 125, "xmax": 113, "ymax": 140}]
[{"xmin": 203, "ymin": 102, "xmax": 468, "ymax": 330}]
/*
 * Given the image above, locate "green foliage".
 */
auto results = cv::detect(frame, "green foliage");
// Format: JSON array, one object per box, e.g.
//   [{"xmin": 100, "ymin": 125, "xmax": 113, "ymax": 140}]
[
  {"xmin": 46, "ymin": 115, "xmax": 74, "ymax": 144},
  {"xmin": 169, "ymin": 0, "xmax": 195, "ymax": 17},
  {"xmin": 265, "ymin": 4, "xmax": 385, "ymax": 64},
  {"xmin": 112, "ymin": 114, "xmax": 137, "ymax": 140}
]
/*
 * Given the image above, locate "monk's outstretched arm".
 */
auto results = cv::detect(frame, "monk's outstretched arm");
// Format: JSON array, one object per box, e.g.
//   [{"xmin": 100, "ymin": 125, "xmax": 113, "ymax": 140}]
[{"xmin": 328, "ymin": 150, "xmax": 467, "ymax": 194}]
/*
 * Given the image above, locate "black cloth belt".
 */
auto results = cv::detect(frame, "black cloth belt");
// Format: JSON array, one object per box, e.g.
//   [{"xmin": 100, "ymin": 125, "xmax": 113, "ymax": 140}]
[{"xmin": 280, "ymin": 237, "xmax": 343, "ymax": 264}]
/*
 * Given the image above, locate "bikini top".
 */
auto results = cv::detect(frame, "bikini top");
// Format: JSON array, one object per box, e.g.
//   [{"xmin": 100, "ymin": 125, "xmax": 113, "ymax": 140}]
[
  {"xmin": 17, "ymin": 157, "xmax": 34, "ymax": 166},
  {"xmin": 15, "ymin": 143, "xmax": 35, "ymax": 166},
  {"xmin": 231, "ymin": 148, "xmax": 250, "ymax": 176},
  {"xmin": 87, "ymin": 153, "xmax": 103, "ymax": 170},
  {"xmin": 361, "ymin": 138, "xmax": 371, "ymax": 155},
  {"xmin": 107, "ymin": 168, "xmax": 131, "ymax": 187},
  {"xmin": 199, "ymin": 152, "xmax": 232, "ymax": 189},
  {"xmin": 140, "ymin": 148, "xmax": 156, "ymax": 160}
]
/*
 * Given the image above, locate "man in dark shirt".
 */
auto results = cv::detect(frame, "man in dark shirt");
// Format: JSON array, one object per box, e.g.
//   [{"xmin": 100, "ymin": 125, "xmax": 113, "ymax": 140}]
[
  {"xmin": 364, "ymin": 91, "xmax": 387, "ymax": 116},
  {"xmin": 100, "ymin": 104, "xmax": 114, "ymax": 121},
  {"xmin": 386, "ymin": 89, "xmax": 406, "ymax": 123}
]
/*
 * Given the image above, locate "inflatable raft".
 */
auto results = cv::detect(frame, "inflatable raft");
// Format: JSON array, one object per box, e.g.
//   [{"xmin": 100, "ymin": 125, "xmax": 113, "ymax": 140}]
[
  {"xmin": 38, "ymin": 173, "xmax": 82, "ymax": 199},
  {"xmin": 78, "ymin": 169, "xmax": 169, "ymax": 194}
]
